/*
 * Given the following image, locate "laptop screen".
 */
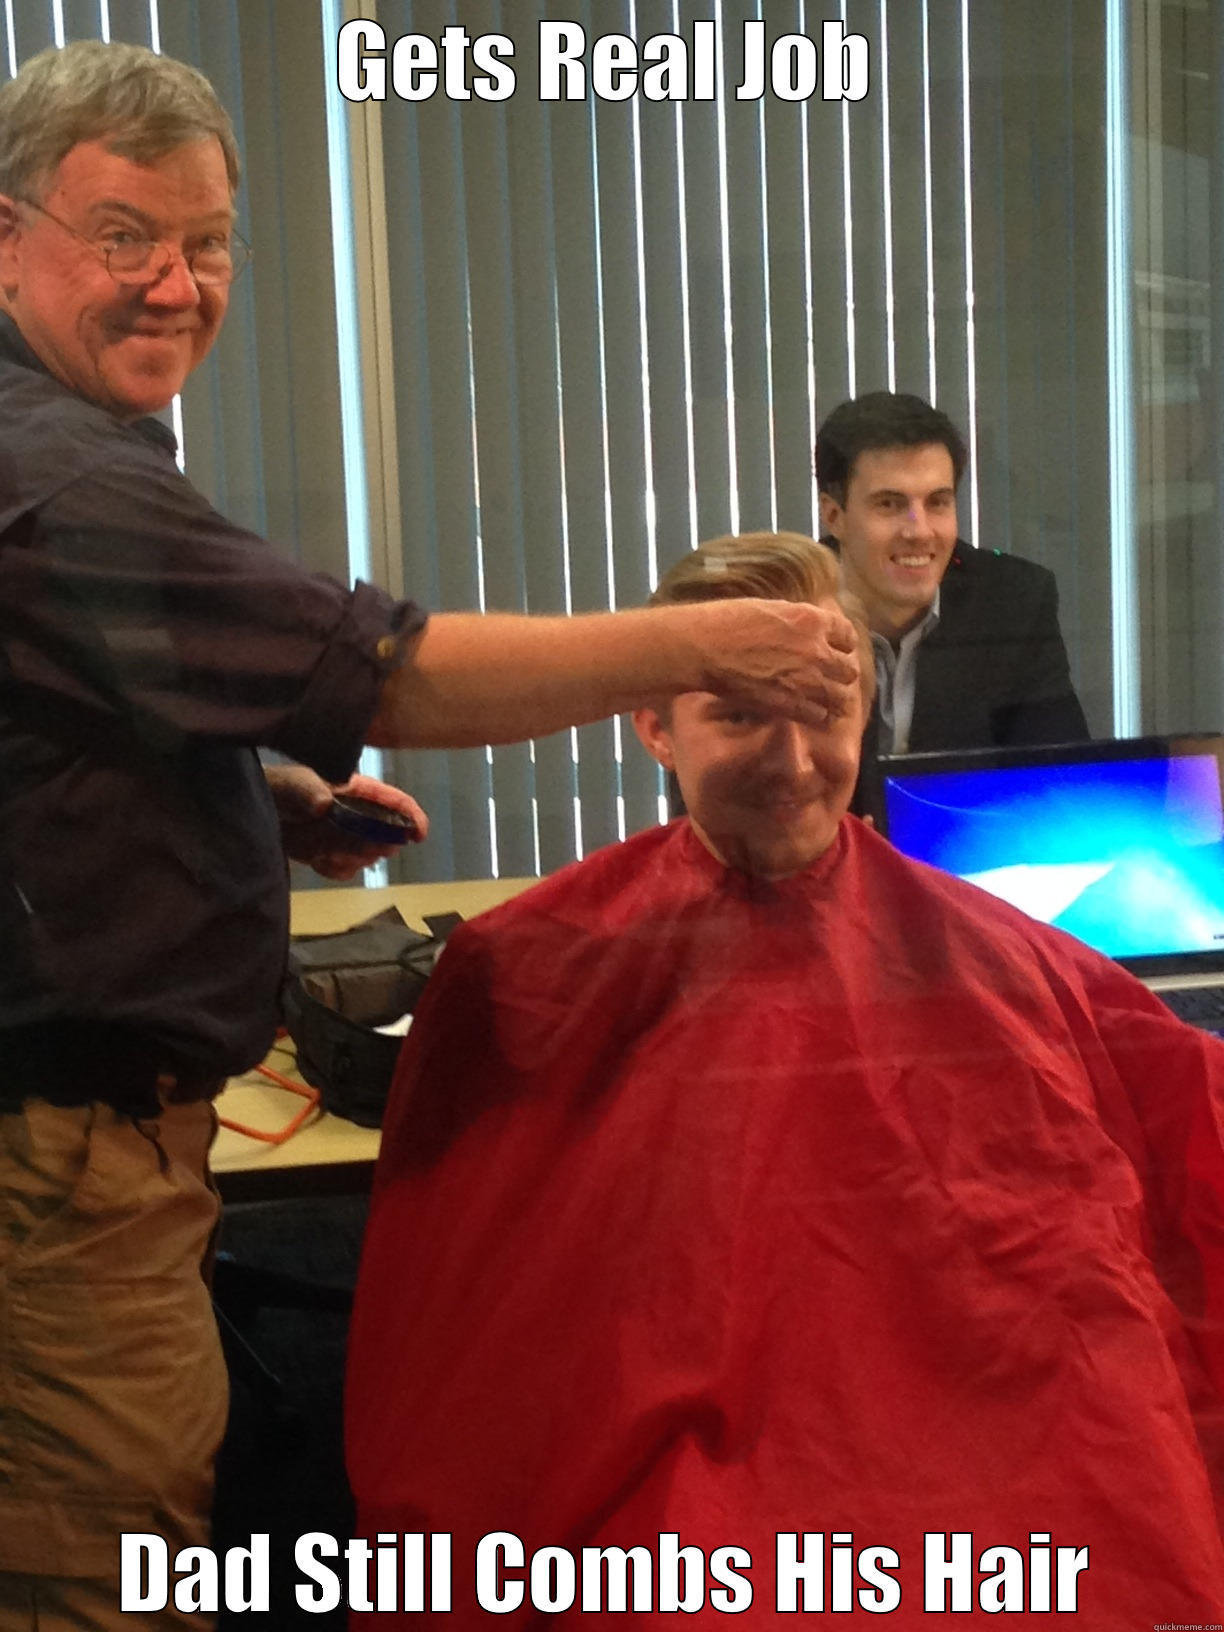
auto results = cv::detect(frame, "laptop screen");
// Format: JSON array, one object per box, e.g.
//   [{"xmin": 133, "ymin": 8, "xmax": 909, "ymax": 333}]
[{"xmin": 878, "ymin": 737, "xmax": 1224, "ymax": 969}]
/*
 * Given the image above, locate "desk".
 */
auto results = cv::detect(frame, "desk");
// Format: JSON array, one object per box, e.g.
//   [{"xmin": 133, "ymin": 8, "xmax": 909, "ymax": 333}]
[{"xmin": 212, "ymin": 876, "xmax": 536, "ymax": 1201}]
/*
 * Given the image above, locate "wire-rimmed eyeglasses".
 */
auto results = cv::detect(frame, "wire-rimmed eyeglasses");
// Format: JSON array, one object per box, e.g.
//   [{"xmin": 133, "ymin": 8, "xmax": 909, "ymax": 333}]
[{"xmin": 16, "ymin": 198, "xmax": 251, "ymax": 288}]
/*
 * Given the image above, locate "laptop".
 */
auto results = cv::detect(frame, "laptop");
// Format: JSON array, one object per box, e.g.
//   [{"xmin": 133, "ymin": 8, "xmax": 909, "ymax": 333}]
[{"xmin": 875, "ymin": 734, "xmax": 1224, "ymax": 1028}]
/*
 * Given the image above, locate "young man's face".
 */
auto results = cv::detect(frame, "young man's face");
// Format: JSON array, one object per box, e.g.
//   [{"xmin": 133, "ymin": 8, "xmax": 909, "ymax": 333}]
[
  {"xmin": 634, "ymin": 605, "xmax": 865, "ymax": 878},
  {"xmin": 820, "ymin": 442, "xmax": 959, "ymax": 640},
  {"xmin": 0, "ymin": 137, "xmax": 233, "ymax": 420}
]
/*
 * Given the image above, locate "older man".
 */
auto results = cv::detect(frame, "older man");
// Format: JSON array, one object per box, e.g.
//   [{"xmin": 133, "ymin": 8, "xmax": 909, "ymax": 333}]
[
  {"xmin": 0, "ymin": 41, "xmax": 858, "ymax": 1629},
  {"xmin": 349, "ymin": 533, "xmax": 1224, "ymax": 1628},
  {"xmin": 816, "ymin": 392, "xmax": 1088, "ymax": 811}
]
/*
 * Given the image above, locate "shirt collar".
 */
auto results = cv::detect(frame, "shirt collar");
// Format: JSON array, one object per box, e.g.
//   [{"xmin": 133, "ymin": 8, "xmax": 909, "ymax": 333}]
[{"xmin": 868, "ymin": 585, "xmax": 941, "ymax": 659}]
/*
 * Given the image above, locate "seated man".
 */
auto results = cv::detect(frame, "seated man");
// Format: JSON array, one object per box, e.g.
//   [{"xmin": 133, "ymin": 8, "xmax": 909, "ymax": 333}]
[
  {"xmin": 816, "ymin": 392, "xmax": 1089, "ymax": 810},
  {"xmin": 348, "ymin": 534, "xmax": 1224, "ymax": 1627}
]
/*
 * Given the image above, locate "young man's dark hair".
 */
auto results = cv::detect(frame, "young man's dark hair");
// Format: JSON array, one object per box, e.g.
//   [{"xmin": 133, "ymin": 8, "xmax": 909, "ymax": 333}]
[{"xmin": 815, "ymin": 390, "xmax": 968, "ymax": 504}]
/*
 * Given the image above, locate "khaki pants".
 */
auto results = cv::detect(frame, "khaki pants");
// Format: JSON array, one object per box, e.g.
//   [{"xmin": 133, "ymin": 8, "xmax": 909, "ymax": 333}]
[{"xmin": 0, "ymin": 1098, "xmax": 227, "ymax": 1630}]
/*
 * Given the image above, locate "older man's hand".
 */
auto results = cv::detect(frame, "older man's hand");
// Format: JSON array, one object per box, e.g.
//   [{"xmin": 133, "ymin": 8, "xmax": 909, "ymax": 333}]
[
  {"xmin": 687, "ymin": 597, "xmax": 862, "ymax": 726},
  {"xmin": 265, "ymin": 764, "xmax": 429, "ymax": 881}
]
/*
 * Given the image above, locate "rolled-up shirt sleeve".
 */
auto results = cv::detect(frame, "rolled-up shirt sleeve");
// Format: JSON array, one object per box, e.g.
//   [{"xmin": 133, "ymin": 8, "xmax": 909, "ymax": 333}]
[{"xmin": 1, "ymin": 446, "xmax": 426, "ymax": 782}]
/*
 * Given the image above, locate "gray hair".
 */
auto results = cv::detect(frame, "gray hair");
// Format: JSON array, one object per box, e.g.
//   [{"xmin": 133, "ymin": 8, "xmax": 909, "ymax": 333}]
[{"xmin": 0, "ymin": 40, "xmax": 240, "ymax": 202}]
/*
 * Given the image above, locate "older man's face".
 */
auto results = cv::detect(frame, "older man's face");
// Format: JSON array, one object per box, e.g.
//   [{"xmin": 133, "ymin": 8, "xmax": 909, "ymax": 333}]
[
  {"xmin": 0, "ymin": 136, "xmax": 232, "ymax": 419},
  {"xmin": 633, "ymin": 599, "xmax": 865, "ymax": 878}
]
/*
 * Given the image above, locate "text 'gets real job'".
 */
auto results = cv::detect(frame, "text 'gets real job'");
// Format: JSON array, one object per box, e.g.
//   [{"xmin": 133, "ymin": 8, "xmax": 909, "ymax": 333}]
[{"xmin": 336, "ymin": 18, "xmax": 872, "ymax": 106}]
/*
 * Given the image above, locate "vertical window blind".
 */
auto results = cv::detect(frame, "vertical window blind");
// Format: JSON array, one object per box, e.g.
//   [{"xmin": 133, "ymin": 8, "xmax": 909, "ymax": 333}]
[
  {"xmin": 1129, "ymin": 0, "xmax": 1222, "ymax": 737},
  {"xmin": 11, "ymin": 3, "xmax": 1211, "ymax": 886},
  {"xmin": 365, "ymin": 0, "xmax": 1117, "ymax": 880}
]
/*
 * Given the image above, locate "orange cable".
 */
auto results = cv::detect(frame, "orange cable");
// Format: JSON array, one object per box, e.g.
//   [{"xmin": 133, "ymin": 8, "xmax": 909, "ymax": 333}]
[{"xmin": 217, "ymin": 1062, "xmax": 320, "ymax": 1144}]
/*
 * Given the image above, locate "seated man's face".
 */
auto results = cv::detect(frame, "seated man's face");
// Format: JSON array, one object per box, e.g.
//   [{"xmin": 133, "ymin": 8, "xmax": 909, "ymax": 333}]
[
  {"xmin": 633, "ymin": 607, "xmax": 865, "ymax": 878},
  {"xmin": 820, "ymin": 441, "xmax": 958, "ymax": 638}
]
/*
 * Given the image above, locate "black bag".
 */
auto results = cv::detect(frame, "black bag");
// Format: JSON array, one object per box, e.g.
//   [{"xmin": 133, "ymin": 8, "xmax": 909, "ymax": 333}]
[{"xmin": 281, "ymin": 906, "xmax": 461, "ymax": 1127}]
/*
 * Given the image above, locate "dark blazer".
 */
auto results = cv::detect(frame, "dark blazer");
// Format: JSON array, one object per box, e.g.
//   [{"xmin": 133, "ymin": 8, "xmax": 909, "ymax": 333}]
[
  {"xmin": 855, "ymin": 542, "xmax": 1089, "ymax": 814},
  {"xmin": 903, "ymin": 543, "xmax": 1088, "ymax": 751}
]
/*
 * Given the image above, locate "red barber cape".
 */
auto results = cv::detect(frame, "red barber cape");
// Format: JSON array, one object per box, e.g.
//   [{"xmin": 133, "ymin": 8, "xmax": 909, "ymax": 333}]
[{"xmin": 347, "ymin": 818, "xmax": 1224, "ymax": 1626}]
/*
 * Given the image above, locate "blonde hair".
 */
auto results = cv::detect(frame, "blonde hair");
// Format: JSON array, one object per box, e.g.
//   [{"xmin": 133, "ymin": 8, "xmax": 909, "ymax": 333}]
[
  {"xmin": 651, "ymin": 531, "xmax": 875, "ymax": 705},
  {"xmin": 0, "ymin": 41, "xmax": 240, "ymax": 202}
]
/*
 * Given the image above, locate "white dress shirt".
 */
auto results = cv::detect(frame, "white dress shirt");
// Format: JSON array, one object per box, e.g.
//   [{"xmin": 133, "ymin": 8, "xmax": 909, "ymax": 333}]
[{"xmin": 869, "ymin": 591, "xmax": 941, "ymax": 755}]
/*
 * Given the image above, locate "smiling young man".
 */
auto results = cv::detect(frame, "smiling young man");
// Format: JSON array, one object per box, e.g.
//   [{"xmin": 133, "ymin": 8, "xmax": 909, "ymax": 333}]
[
  {"xmin": 816, "ymin": 392, "xmax": 1089, "ymax": 806},
  {"xmin": 347, "ymin": 533, "xmax": 1224, "ymax": 1628},
  {"xmin": 630, "ymin": 538, "xmax": 871, "ymax": 881},
  {"xmin": 0, "ymin": 43, "xmax": 862, "ymax": 1632}
]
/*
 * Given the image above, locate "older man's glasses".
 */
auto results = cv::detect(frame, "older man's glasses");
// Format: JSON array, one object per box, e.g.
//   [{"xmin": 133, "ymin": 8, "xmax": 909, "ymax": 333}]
[{"xmin": 18, "ymin": 198, "xmax": 251, "ymax": 287}]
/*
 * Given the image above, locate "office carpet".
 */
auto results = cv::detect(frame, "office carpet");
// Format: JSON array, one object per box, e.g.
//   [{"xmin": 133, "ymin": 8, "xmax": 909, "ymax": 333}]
[{"xmin": 212, "ymin": 1194, "xmax": 369, "ymax": 1630}]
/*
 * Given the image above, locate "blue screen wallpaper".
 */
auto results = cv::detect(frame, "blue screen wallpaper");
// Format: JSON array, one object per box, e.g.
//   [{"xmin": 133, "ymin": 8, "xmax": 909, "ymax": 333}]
[{"xmin": 883, "ymin": 755, "xmax": 1224, "ymax": 959}]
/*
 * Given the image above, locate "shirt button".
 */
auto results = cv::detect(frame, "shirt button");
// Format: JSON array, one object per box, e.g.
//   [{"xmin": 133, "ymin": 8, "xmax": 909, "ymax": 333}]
[{"xmin": 376, "ymin": 635, "xmax": 398, "ymax": 661}]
